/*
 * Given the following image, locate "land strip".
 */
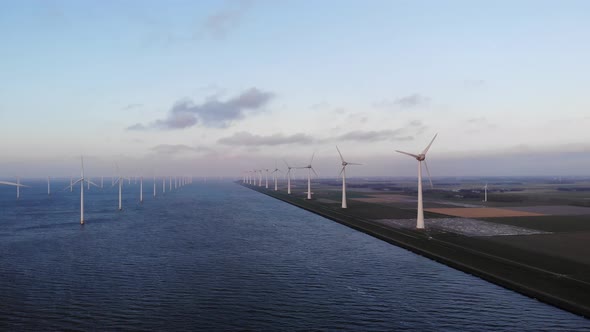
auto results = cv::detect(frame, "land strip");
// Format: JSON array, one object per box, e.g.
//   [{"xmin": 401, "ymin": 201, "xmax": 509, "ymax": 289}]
[{"xmin": 241, "ymin": 183, "xmax": 590, "ymax": 319}]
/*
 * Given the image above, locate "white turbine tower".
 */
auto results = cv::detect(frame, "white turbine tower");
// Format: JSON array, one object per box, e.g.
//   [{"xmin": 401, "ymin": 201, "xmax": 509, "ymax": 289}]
[
  {"xmin": 113, "ymin": 164, "xmax": 131, "ymax": 211},
  {"xmin": 264, "ymin": 169, "xmax": 269, "ymax": 189},
  {"xmin": 298, "ymin": 153, "xmax": 318, "ymax": 200},
  {"xmin": 396, "ymin": 133, "xmax": 437, "ymax": 229},
  {"xmin": 140, "ymin": 176, "xmax": 144, "ymax": 203},
  {"xmin": 336, "ymin": 146, "xmax": 362, "ymax": 209},
  {"xmin": 47, "ymin": 176, "xmax": 51, "ymax": 195},
  {"xmin": 15, "ymin": 176, "xmax": 21, "ymax": 199},
  {"xmin": 284, "ymin": 160, "xmax": 295, "ymax": 194},
  {"xmin": 153, "ymin": 176, "xmax": 157, "ymax": 198},
  {"xmin": 0, "ymin": 179, "xmax": 26, "ymax": 199},
  {"xmin": 483, "ymin": 183, "xmax": 488, "ymax": 202},
  {"xmin": 271, "ymin": 162, "xmax": 281, "ymax": 191},
  {"xmin": 66, "ymin": 156, "xmax": 98, "ymax": 224}
]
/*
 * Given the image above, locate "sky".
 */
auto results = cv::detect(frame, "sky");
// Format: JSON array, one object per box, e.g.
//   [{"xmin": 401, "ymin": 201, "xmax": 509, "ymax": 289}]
[{"xmin": 0, "ymin": 0, "xmax": 589, "ymax": 177}]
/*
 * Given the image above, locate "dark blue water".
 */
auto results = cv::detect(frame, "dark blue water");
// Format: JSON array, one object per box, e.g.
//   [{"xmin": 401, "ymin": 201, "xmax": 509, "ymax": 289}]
[{"xmin": 0, "ymin": 179, "xmax": 588, "ymax": 331}]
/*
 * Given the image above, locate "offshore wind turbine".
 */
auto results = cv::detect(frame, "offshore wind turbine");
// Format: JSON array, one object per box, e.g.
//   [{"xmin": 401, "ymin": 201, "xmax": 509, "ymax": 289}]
[
  {"xmin": 336, "ymin": 146, "xmax": 362, "ymax": 209},
  {"xmin": 264, "ymin": 169, "xmax": 269, "ymax": 189},
  {"xmin": 139, "ymin": 176, "xmax": 144, "ymax": 203},
  {"xmin": 0, "ymin": 178, "xmax": 26, "ymax": 199},
  {"xmin": 153, "ymin": 176, "xmax": 157, "ymax": 198},
  {"xmin": 298, "ymin": 153, "xmax": 318, "ymax": 200},
  {"xmin": 47, "ymin": 176, "xmax": 51, "ymax": 195},
  {"xmin": 15, "ymin": 176, "xmax": 22, "ymax": 199},
  {"xmin": 66, "ymin": 156, "xmax": 98, "ymax": 224},
  {"xmin": 396, "ymin": 133, "xmax": 438, "ymax": 229},
  {"xmin": 113, "ymin": 164, "xmax": 131, "ymax": 211}
]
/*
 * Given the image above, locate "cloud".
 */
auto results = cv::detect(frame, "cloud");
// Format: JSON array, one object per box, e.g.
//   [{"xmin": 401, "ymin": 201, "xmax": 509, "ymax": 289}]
[
  {"xmin": 218, "ymin": 131, "xmax": 314, "ymax": 146},
  {"xmin": 330, "ymin": 120, "xmax": 426, "ymax": 142},
  {"xmin": 123, "ymin": 103, "xmax": 143, "ymax": 110},
  {"xmin": 150, "ymin": 144, "xmax": 210, "ymax": 155},
  {"xmin": 464, "ymin": 117, "xmax": 497, "ymax": 133},
  {"xmin": 202, "ymin": 0, "xmax": 253, "ymax": 39},
  {"xmin": 336, "ymin": 129, "xmax": 413, "ymax": 142},
  {"xmin": 464, "ymin": 79, "xmax": 486, "ymax": 88},
  {"xmin": 126, "ymin": 123, "xmax": 147, "ymax": 131},
  {"xmin": 394, "ymin": 94, "xmax": 431, "ymax": 108},
  {"xmin": 373, "ymin": 94, "xmax": 431, "ymax": 110},
  {"xmin": 128, "ymin": 87, "xmax": 274, "ymax": 130}
]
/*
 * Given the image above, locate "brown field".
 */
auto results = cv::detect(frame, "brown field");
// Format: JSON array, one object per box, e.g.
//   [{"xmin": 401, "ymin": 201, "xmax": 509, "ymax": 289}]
[
  {"xmin": 425, "ymin": 207, "xmax": 546, "ymax": 218},
  {"xmin": 351, "ymin": 194, "xmax": 414, "ymax": 204},
  {"xmin": 503, "ymin": 205, "xmax": 590, "ymax": 216}
]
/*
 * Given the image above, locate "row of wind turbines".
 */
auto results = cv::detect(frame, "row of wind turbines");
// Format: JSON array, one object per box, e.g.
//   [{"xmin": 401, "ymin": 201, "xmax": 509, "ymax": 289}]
[
  {"xmin": 243, "ymin": 134, "xmax": 439, "ymax": 230},
  {"xmin": 0, "ymin": 157, "xmax": 194, "ymax": 225}
]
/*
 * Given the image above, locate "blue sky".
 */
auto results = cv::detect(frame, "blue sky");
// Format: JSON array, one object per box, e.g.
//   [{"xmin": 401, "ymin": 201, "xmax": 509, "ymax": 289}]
[{"xmin": 0, "ymin": 0, "xmax": 589, "ymax": 177}]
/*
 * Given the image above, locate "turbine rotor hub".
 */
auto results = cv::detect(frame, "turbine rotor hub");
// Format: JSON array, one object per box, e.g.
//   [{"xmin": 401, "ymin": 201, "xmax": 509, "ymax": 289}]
[{"xmin": 417, "ymin": 154, "xmax": 426, "ymax": 161}]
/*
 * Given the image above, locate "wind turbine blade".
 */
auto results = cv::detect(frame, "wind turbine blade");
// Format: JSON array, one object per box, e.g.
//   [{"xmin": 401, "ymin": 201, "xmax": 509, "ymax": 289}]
[
  {"xmin": 64, "ymin": 178, "xmax": 83, "ymax": 191},
  {"xmin": 112, "ymin": 178, "xmax": 121, "ymax": 186},
  {"xmin": 336, "ymin": 146, "xmax": 344, "ymax": 162},
  {"xmin": 310, "ymin": 152, "xmax": 315, "ymax": 165},
  {"xmin": 421, "ymin": 133, "xmax": 438, "ymax": 155},
  {"xmin": 395, "ymin": 150, "xmax": 419, "ymax": 158},
  {"xmin": 283, "ymin": 159, "xmax": 290, "ymax": 168},
  {"xmin": 423, "ymin": 160, "xmax": 433, "ymax": 189},
  {"xmin": 86, "ymin": 180, "xmax": 100, "ymax": 188},
  {"xmin": 339, "ymin": 166, "xmax": 345, "ymax": 176},
  {"xmin": 0, "ymin": 181, "xmax": 25, "ymax": 187},
  {"xmin": 311, "ymin": 167, "xmax": 318, "ymax": 177},
  {"xmin": 347, "ymin": 162, "xmax": 363, "ymax": 165}
]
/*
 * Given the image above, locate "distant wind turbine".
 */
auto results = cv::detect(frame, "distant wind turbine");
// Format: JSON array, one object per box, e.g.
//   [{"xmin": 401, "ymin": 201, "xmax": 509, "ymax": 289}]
[
  {"xmin": 47, "ymin": 176, "xmax": 51, "ymax": 195},
  {"xmin": 336, "ymin": 146, "xmax": 362, "ymax": 209},
  {"xmin": 113, "ymin": 164, "xmax": 131, "ymax": 211},
  {"xmin": 153, "ymin": 176, "xmax": 157, "ymax": 198},
  {"xmin": 140, "ymin": 176, "xmax": 144, "ymax": 203},
  {"xmin": 66, "ymin": 156, "xmax": 99, "ymax": 224},
  {"xmin": 396, "ymin": 133, "xmax": 438, "ymax": 229},
  {"xmin": 284, "ymin": 160, "xmax": 295, "ymax": 194},
  {"xmin": 264, "ymin": 169, "xmax": 269, "ymax": 189},
  {"xmin": 483, "ymin": 183, "xmax": 488, "ymax": 202},
  {"xmin": 0, "ymin": 178, "xmax": 26, "ymax": 199},
  {"xmin": 271, "ymin": 162, "xmax": 281, "ymax": 191},
  {"xmin": 297, "ymin": 153, "xmax": 318, "ymax": 200}
]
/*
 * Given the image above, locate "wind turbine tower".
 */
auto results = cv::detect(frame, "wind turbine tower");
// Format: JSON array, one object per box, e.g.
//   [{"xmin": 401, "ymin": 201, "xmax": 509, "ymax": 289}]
[
  {"xmin": 298, "ymin": 153, "xmax": 318, "ymax": 200},
  {"xmin": 396, "ymin": 134, "xmax": 438, "ymax": 229},
  {"xmin": 336, "ymin": 146, "xmax": 362, "ymax": 209},
  {"xmin": 0, "ymin": 179, "xmax": 26, "ymax": 200},
  {"xmin": 67, "ymin": 156, "xmax": 99, "ymax": 224},
  {"xmin": 113, "ymin": 164, "xmax": 130, "ymax": 211},
  {"xmin": 284, "ymin": 160, "xmax": 295, "ymax": 194},
  {"xmin": 271, "ymin": 162, "xmax": 281, "ymax": 191}
]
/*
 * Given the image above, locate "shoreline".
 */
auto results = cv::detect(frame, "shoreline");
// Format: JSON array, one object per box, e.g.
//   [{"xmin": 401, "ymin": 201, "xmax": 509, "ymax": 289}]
[{"xmin": 240, "ymin": 183, "xmax": 590, "ymax": 319}]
